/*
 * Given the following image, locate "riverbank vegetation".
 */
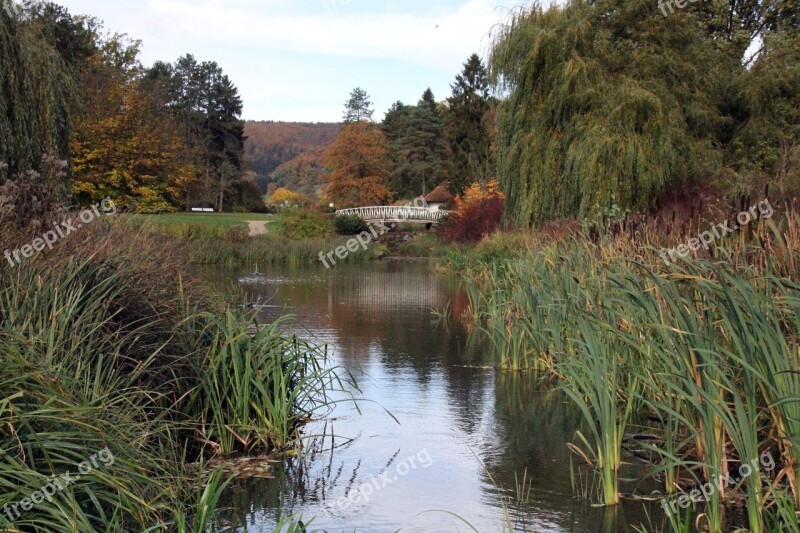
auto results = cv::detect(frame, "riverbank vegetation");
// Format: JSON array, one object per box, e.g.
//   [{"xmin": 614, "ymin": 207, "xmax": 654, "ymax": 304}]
[
  {"xmin": 435, "ymin": 1, "xmax": 800, "ymax": 528},
  {"xmin": 0, "ymin": 213, "xmax": 344, "ymax": 530},
  {"xmin": 443, "ymin": 207, "xmax": 800, "ymax": 529}
]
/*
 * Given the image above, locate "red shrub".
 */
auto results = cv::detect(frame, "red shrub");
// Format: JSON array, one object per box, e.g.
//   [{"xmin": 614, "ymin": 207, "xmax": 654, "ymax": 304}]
[{"xmin": 442, "ymin": 195, "xmax": 505, "ymax": 243}]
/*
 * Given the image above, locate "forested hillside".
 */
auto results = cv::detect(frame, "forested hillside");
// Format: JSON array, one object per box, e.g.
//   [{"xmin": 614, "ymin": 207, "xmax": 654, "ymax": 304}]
[{"xmin": 244, "ymin": 121, "xmax": 340, "ymax": 196}]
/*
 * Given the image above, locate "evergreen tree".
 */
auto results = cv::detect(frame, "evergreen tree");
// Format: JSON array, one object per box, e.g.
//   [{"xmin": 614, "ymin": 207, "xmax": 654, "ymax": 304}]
[
  {"xmin": 150, "ymin": 55, "xmax": 246, "ymax": 210},
  {"xmin": 343, "ymin": 87, "xmax": 374, "ymax": 123},
  {"xmin": 445, "ymin": 53, "xmax": 493, "ymax": 194},
  {"xmin": 382, "ymin": 101, "xmax": 415, "ymax": 197},
  {"xmin": 381, "ymin": 90, "xmax": 450, "ymax": 198}
]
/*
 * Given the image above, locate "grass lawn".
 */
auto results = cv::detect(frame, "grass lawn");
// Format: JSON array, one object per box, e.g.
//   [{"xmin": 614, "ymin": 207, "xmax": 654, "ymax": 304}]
[{"xmin": 134, "ymin": 212, "xmax": 276, "ymax": 230}]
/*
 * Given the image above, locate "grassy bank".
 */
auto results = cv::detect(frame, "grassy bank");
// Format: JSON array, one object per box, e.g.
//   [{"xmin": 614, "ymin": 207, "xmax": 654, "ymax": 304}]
[
  {"xmin": 131, "ymin": 212, "xmax": 277, "ymax": 240},
  {"xmin": 445, "ymin": 209, "xmax": 800, "ymax": 531},
  {"xmin": 0, "ymin": 223, "xmax": 344, "ymax": 531}
]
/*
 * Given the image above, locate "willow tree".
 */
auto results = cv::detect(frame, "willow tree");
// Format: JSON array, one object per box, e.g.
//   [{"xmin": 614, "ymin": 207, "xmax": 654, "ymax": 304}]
[
  {"xmin": 0, "ymin": 4, "xmax": 74, "ymax": 180},
  {"xmin": 489, "ymin": 0, "xmax": 728, "ymax": 226}
]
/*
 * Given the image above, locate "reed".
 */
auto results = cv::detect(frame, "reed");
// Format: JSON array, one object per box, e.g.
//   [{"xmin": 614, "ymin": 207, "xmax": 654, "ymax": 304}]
[
  {"xmin": 182, "ymin": 234, "xmax": 376, "ymax": 267},
  {"xmin": 0, "ymin": 223, "xmax": 341, "ymax": 530},
  {"xmin": 451, "ymin": 211, "xmax": 800, "ymax": 528}
]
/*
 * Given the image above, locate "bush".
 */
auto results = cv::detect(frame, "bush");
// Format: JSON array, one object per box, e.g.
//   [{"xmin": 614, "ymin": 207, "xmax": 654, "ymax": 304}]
[
  {"xmin": 334, "ymin": 214, "xmax": 369, "ymax": 235},
  {"xmin": 441, "ymin": 180, "xmax": 505, "ymax": 243},
  {"xmin": 279, "ymin": 209, "xmax": 330, "ymax": 240},
  {"xmin": 227, "ymin": 224, "xmax": 250, "ymax": 243}
]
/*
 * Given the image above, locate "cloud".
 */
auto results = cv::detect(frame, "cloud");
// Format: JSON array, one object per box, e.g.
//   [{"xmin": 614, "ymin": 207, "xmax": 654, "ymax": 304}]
[{"xmin": 143, "ymin": 0, "xmax": 514, "ymax": 70}]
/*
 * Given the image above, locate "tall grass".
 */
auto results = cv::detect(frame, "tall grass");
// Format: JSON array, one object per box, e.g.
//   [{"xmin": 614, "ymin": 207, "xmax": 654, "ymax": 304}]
[
  {"xmin": 450, "ymin": 211, "xmax": 800, "ymax": 528},
  {"xmin": 182, "ymin": 234, "xmax": 377, "ymax": 267},
  {"xmin": 0, "ymin": 224, "xmax": 343, "ymax": 530}
]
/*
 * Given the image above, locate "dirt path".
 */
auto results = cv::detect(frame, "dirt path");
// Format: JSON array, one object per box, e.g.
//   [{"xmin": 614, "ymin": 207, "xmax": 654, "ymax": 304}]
[{"xmin": 248, "ymin": 221, "xmax": 269, "ymax": 236}]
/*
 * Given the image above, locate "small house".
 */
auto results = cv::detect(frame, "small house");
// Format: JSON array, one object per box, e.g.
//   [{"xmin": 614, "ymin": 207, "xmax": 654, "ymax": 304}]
[{"xmin": 424, "ymin": 183, "xmax": 453, "ymax": 212}]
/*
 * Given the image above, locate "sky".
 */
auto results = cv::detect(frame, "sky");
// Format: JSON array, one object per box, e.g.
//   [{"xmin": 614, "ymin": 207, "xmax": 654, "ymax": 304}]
[{"xmin": 57, "ymin": 0, "xmax": 528, "ymax": 122}]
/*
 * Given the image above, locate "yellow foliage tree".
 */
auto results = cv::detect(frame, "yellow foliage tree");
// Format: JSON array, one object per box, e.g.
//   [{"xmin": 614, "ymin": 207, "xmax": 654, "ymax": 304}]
[
  {"xmin": 71, "ymin": 71, "xmax": 198, "ymax": 212},
  {"xmin": 454, "ymin": 178, "xmax": 505, "ymax": 209},
  {"xmin": 271, "ymin": 188, "xmax": 308, "ymax": 206}
]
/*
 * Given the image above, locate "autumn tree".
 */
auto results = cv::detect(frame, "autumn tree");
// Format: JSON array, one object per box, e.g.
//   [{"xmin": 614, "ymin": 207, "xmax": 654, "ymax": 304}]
[
  {"xmin": 271, "ymin": 187, "xmax": 309, "ymax": 207},
  {"xmin": 324, "ymin": 122, "xmax": 392, "ymax": 208},
  {"xmin": 442, "ymin": 179, "xmax": 505, "ymax": 243},
  {"xmin": 68, "ymin": 28, "xmax": 197, "ymax": 212},
  {"xmin": 72, "ymin": 80, "xmax": 195, "ymax": 212}
]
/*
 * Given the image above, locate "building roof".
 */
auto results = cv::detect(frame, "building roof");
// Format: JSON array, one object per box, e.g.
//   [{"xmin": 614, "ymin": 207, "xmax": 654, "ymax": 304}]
[{"xmin": 425, "ymin": 183, "xmax": 453, "ymax": 204}]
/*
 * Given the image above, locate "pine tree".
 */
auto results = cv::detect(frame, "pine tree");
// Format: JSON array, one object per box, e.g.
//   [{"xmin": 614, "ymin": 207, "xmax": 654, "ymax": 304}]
[
  {"xmin": 445, "ymin": 54, "xmax": 493, "ymax": 195},
  {"xmin": 382, "ymin": 101, "xmax": 415, "ymax": 197},
  {"xmin": 381, "ymin": 90, "xmax": 450, "ymax": 198},
  {"xmin": 150, "ymin": 55, "xmax": 246, "ymax": 210},
  {"xmin": 343, "ymin": 87, "xmax": 374, "ymax": 123}
]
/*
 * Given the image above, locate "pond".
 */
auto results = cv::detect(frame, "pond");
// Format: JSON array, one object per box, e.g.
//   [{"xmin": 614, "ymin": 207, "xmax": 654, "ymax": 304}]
[{"xmin": 206, "ymin": 261, "xmax": 664, "ymax": 532}]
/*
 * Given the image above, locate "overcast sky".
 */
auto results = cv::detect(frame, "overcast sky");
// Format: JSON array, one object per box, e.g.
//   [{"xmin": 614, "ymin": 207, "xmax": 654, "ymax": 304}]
[{"xmin": 56, "ymin": 0, "xmax": 528, "ymax": 122}]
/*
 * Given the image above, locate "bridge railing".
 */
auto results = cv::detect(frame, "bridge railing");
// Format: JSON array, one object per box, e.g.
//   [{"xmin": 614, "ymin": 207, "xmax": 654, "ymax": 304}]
[{"xmin": 336, "ymin": 206, "xmax": 450, "ymax": 222}]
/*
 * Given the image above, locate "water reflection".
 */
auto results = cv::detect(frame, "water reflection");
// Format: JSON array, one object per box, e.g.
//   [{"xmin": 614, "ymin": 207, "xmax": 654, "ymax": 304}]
[{"xmin": 203, "ymin": 262, "xmax": 665, "ymax": 532}]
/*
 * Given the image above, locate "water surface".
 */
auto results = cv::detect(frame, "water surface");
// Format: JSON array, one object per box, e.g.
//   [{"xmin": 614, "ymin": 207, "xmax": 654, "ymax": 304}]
[{"xmin": 207, "ymin": 261, "xmax": 663, "ymax": 532}]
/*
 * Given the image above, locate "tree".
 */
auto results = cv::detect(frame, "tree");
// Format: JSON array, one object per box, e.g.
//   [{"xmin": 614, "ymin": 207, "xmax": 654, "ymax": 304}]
[
  {"xmin": 324, "ymin": 122, "xmax": 392, "ymax": 208},
  {"xmin": 148, "ymin": 55, "xmax": 246, "ymax": 210},
  {"xmin": 381, "ymin": 90, "xmax": 450, "ymax": 198},
  {"xmin": 382, "ymin": 101, "xmax": 415, "ymax": 197},
  {"xmin": 442, "ymin": 179, "xmax": 505, "ymax": 243},
  {"xmin": 71, "ymin": 74, "xmax": 196, "ymax": 212},
  {"xmin": 489, "ymin": 1, "xmax": 724, "ymax": 225},
  {"xmin": 0, "ymin": 3, "xmax": 75, "ymax": 183},
  {"xmin": 445, "ymin": 54, "xmax": 494, "ymax": 194},
  {"xmin": 271, "ymin": 187, "xmax": 309, "ymax": 207},
  {"xmin": 343, "ymin": 87, "xmax": 374, "ymax": 123}
]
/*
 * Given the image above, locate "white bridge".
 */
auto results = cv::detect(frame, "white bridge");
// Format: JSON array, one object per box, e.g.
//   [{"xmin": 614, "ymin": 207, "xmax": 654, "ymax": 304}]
[{"xmin": 336, "ymin": 206, "xmax": 450, "ymax": 224}]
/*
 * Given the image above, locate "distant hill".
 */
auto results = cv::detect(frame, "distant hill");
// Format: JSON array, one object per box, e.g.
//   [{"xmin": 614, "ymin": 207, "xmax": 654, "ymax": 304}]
[
  {"xmin": 244, "ymin": 121, "xmax": 340, "ymax": 195},
  {"xmin": 269, "ymin": 146, "xmax": 330, "ymax": 200}
]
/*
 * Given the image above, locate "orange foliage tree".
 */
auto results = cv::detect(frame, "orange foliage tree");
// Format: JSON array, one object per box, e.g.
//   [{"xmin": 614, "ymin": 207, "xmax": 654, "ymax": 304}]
[
  {"xmin": 442, "ymin": 179, "xmax": 505, "ymax": 243},
  {"xmin": 323, "ymin": 122, "xmax": 392, "ymax": 208}
]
